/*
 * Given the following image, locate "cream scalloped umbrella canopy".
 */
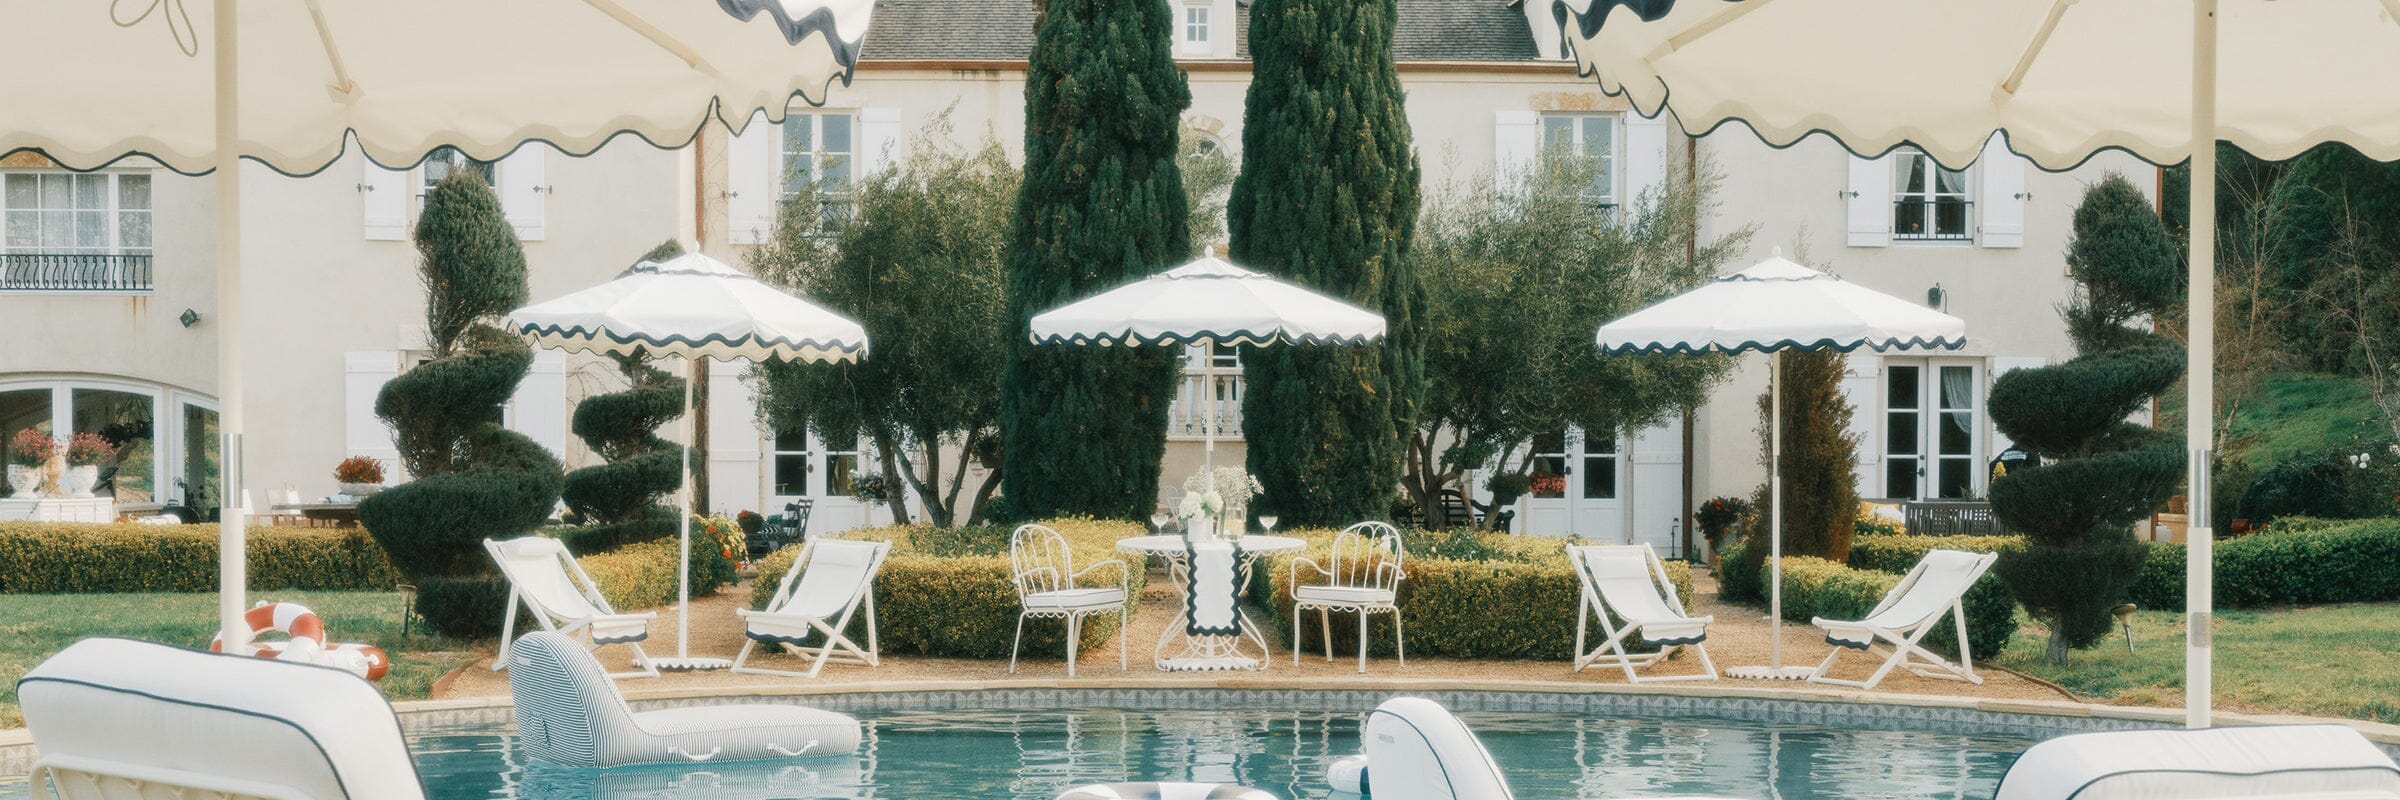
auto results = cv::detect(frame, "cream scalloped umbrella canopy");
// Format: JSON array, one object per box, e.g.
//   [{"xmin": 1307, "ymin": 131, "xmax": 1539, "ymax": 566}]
[
  {"xmin": 510, "ymin": 251, "xmax": 867, "ymax": 669},
  {"xmin": 1554, "ymin": 0, "xmax": 2400, "ymax": 726},
  {"xmin": 0, "ymin": 0, "xmax": 874, "ymax": 652}
]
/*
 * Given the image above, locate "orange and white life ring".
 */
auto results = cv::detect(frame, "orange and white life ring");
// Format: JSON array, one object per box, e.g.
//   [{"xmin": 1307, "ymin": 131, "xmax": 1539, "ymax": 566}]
[{"xmin": 210, "ymin": 601, "xmax": 390, "ymax": 681}]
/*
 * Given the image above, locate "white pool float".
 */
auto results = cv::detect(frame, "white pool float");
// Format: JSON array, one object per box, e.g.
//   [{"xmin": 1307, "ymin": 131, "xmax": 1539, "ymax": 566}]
[
  {"xmin": 1055, "ymin": 783, "xmax": 1278, "ymax": 800},
  {"xmin": 1995, "ymin": 725, "xmax": 2400, "ymax": 800}
]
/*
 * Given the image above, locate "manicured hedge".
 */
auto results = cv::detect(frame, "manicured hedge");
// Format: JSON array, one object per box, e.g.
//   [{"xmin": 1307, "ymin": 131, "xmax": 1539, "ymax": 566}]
[
  {"xmin": 0, "ymin": 523, "xmax": 402, "ymax": 593},
  {"xmin": 1256, "ymin": 530, "xmax": 1695, "ymax": 662},
  {"xmin": 2129, "ymin": 517, "xmax": 2400, "ymax": 610},
  {"xmin": 576, "ymin": 537, "xmax": 690, "ymax": 612},
  {"xmin": 1717, "ymin": 534, "xmax": 2014, "ymax": 658},
  {"xmin": 751, "ymin": 517, "xmax": 1147, "ymax": 660}
]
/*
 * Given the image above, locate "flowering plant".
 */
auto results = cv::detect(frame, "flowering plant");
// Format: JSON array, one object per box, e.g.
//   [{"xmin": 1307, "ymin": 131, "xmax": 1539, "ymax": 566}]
[
  {"xmin": 63, "ymin": 433, "xmax": 116, "ymax": 467},
  {"xmin": 333, "ymin": 455, "xmax": 386, "ymax": 484},
  {"xmin": 8, "ymin": 429, "xmax": 59, "ymax": 468},
  {"xmin": 1528, "ymin": 471, "xmax": 1567, "ymax": 499},
  {"xmin": 1177, "ymin": 465, "xmax": 1262, "ymax": 524},
  {"xmin": 697, "ymin": 514, "xmax": 747, "ymax": 570}
]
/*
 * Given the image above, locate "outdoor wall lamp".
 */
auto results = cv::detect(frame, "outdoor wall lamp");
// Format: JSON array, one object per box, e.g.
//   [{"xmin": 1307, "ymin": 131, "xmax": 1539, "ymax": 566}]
[
  {"xmin": 1926, "ymin": 283, "xmax": 1946, "ymax": 310},
  {"xmin": 179, "ymin": 308, "xmax": 202, "ymax": 328}
]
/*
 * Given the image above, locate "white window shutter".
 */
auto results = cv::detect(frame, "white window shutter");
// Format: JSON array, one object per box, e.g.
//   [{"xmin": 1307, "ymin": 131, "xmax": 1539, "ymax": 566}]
[
  {"xmin": 728, "ymin": 109, "xmax": 782, "ymax": 246},
  {"xmin": 1621, "ymin": 111, "xmax": 1669, "ymax": 215},
  {"xmin": 508, "ymin": 349, "xmax": 568, "ymax": 459},
  {"xmin": 1977, "ymin": 136, "xmax": 2028, "ymax": 248},
  {"xmin": 497, "ymin": 146, "xmax": 548, "ymax": 241},
  {"xmin": 1837, "ymin": 353, "xmax": 1883, "ymax": 497},
  {"xmin": 1989, "ymin": 356, "xmax": 2047, "ymax": 454},
  {"xmin": 360, "ymin": 159, "xmax": 411, "ymax": 241},
  {"xmin": 860, "ymin": 107, "xmax": 903, "ymax": 178},
  {"xmin": 1846, "ymin": 154, "xmax": 1893, "ymax": 247},
  {"xmin": 706, "ymin": 366, "xmax": 764, "ymax": 516},
  {"xmin": 343, "ymin": 351, "xmax": 403, "ymax": 481},
  {"xmin": 1493, "ymin": 110, "xmax": 1538, "ymax": 193}
]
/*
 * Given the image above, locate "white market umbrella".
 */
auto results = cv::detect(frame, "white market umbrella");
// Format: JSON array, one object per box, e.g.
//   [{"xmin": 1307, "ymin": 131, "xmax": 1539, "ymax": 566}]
[
  {"xmin": 1600, "ymin": 251, "xmax": 1965, "ymax": 680},
  {"xmin": 0, "ymin": 0, "xmax": 873, "ymax": 651},
  {"xmin": 1028, "ymin": 255, "xmax": 1386, "ymax": 471},
  {"xmin": 1557, "ymin": 0, "xmax": 2391, "ymax": 728},
  {"xmin": 511, "ymin": 251, "xmax": 868, "ymax": 670}
]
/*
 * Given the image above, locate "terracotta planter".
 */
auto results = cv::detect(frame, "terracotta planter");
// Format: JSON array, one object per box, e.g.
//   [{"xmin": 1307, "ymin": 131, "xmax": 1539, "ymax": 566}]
[{"xmin": 57, "ymin": 465, "xmax": 99, "ymax": 498}]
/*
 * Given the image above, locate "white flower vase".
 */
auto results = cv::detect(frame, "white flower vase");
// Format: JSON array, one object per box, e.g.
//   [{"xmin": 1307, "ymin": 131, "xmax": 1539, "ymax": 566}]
[
  {"xmin": 5, "ymin": 465, "xmax": 40, "ymax": 498},
  {"xmin": 1184, "ymin": 514, "xmax": 1217, "ymax": 545},
  {"xmin": 58, "ymin": 466, "xmax": 99, "ymax": 498}
]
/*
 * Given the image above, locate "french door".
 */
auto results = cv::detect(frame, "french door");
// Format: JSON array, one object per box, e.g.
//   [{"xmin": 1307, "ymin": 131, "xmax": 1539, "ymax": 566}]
[
  {"xmin": 1520, "ymin": 426, "xmax": 1624, "ymax": 538},
  {"xmin": 1883, "ymin": 359, "xmax": 1982, "ymax": 500}
]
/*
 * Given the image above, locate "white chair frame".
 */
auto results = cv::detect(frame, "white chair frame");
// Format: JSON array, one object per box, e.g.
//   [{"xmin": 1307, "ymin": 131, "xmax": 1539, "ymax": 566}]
[
  {"xmin": 1289, "ymin": 521, "xmax": 1406, "ymax": 673},
  {"xmin": 1008, "ymin": 524, "xmax": 1130, "ymax": 677},
  {"xmin": 1807, "ymin": 549, "xmax": 1999, "ymax": 690},
  {"xmin": 1570, "ymin": 543, "xmax": 1717, "ymax": 683},
  {"xmin": 732, "ymin": 538, "xmax": 891, "ymax": 679},
  {"xmin": 486, "ymin": 537, "xmax": 660, "ymax": 679}
]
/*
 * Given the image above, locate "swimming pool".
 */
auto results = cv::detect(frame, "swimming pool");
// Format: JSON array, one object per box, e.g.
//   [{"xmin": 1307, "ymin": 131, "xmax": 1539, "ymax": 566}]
[{"xmin": 2, "ymin": 705, "xmax": 2034, "ymax": 799}]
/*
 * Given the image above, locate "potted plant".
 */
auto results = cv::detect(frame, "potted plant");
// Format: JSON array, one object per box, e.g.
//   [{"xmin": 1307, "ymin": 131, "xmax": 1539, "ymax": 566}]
[
  {"xmin": 1177, "ymin": 465, "xmax": 1262, "ymax": 543},
  {"xmin": 7, "ymin": 429, "xmax": 58, "ymax": 498},
  {"xmin": 1695, "ymin": 495, "xmax": 1753, "ymax": 564},
  {"xmin": 334, "ymin": 455, "xmax": 386, "ymax": 499},
  {"xmin": 59, "ymin": 433, "xmax": 116, "ymax": 498},
  {"xmin": 1486, "ymin": 472, "xmax": 1533, "ymax": 511}
]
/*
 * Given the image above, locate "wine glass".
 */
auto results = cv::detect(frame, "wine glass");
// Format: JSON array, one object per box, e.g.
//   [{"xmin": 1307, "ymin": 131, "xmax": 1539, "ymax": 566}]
[
  {"xmin": 1152, "ymin": 510, "xmax": 1175, "ymax": 536},
  {"xmin": 1259, "ymin": 514, "xmax": 1280, "ymax": 537}
]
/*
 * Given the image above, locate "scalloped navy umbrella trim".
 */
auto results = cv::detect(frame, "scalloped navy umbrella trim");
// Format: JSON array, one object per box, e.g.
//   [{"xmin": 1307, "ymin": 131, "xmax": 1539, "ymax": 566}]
[
  {"xmin": 1599, "ymin": 335, "xmax": 1966, "ymax": 356},
  {"xmin": 718, "ymin": 0, "xmax": 864, "ymax": 68},
  {"xmin": 1029, "ymin": 328, "xmax": 1385, "ymax": 347},
  {"xmin": 513, "ymin": 322, "xmax": 868, "ymax": 361}
]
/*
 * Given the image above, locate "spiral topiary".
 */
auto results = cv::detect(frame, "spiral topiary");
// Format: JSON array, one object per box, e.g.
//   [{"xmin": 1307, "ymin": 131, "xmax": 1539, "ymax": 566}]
[
  {"xmin": 562, "ymin": 352, "xmax": 685, "ymax": 525},
  {"xmin": 358, "ymin": 172, "xmax": 564, "ymax": 639}
]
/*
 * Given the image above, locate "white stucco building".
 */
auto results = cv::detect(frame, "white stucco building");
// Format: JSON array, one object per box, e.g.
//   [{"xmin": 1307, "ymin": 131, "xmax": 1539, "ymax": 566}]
[{"xmin": 0, "ymin": 0, "xmax": 2147, "ymax": 551}]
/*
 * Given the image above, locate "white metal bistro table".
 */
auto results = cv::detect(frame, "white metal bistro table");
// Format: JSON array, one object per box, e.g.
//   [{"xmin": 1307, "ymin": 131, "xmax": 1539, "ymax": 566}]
[{"xmin": 1117, "ymin": 534, "xmax": 1305, "ymax": 671}]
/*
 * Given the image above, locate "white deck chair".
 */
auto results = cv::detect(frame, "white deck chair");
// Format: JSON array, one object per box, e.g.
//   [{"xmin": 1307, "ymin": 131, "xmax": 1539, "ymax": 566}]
[
  {"xmin": 1290, "ymin": 521, "xmax": 1406, "ymax": 673},
  {"xmin": 1808, "ymin": 548, "xmax": 1998, "ymax": 689},
  {"xmin": 486, "ymin": 536, "xmax": 659, "ymax": 679},
  {"xmin": 1569, "ymin": 543, "xmax": 1716, "ymax": 683},
  {"xmin": 1009, "ymin": 523, "xmax": 1129, "ymax": 677},
  {"xmin": 733, "ymin": 538, "xmax": 891, "ymax": 678},
  {"xmin": 20, "ymin": 637, "xmax": 427, "ymax": 800}
]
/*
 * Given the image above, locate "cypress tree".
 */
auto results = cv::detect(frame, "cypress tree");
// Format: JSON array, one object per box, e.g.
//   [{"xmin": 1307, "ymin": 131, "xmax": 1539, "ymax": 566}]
[
  {"xmin": 1231, "ymin": 0, "xmax": 1425, "ymax": 526},
  {"xmin": 998, "ymin": 0, "xmax": 1193, "ymax": 521}
]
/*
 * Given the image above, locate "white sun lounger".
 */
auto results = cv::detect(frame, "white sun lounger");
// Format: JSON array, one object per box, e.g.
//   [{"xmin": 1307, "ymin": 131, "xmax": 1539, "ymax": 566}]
[
  {"xmin": 733, "ymin": 538, "xmax": 891, "ymax": 678},
  {"xmin": 1995, "ymin": 725, "xmax": 2400, "ymax": 800},
  {"xmin": 487, "ymin": 536, "xmax": 659, "ymax": 679},
  {"xmin": 506, "ymin": 630, "xmax": 863, "ymax": 768},
  {"xmin": 1570, "ymin": 543, "xmax": 1716, "ymax": 683},
  {"xmin": 19, "ymin": 637, "xmax": 427, "ymax": 800},
  {"xmin": 1808, "ymin": 548, "xmax": 1997, "ymax": 690}
]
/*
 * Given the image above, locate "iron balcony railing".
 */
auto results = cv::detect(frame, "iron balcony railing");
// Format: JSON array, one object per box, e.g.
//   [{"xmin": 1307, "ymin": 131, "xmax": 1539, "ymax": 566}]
[{"xmin": 0, "ymin": 253, "xmax": 155, "ymax": 292}]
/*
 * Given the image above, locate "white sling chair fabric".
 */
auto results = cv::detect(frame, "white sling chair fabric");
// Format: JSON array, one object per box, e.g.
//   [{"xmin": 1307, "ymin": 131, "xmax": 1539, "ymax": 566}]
[
  {"xmin": 734, "ymin": 538, "xmax": 890, "ymax": 678},
  {"xmin": 1994, "ymin": 725, "xmax": 2400, "ymax": 800},
  {"xmin": 1809, "ymin": 548, "xmax": 1998, "ymax": 689},
  {"xmin": 1570, "ymin": 544, "xmax": 1716, "ymax": 683},
  {"xmin": 487, "ymin": 537, "xmax": 658, "ymax": 678},
  {"xmin": 506, "ymin": 631, "xmax": 862, "ymax": 768},
  {"xmin": 19, "ymin": 637, "xmax": 426, "ymax": 800}
]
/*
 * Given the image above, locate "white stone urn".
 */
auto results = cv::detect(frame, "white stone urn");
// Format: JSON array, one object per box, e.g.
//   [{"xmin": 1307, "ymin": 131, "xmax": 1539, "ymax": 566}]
[
  {"xmin": 58, "ymin": 465, "xmax": 99, "ymax": 498},
  {"xmin": 337, "ymin": 482, "xmax": 383, "ymax": 500},
  {"xmin": 5, "ymin": 464, "xmax": 40, "ymax": 497}
]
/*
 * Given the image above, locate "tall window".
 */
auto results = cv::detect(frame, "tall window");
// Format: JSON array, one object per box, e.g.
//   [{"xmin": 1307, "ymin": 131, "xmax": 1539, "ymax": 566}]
[
  {"xmin": 419, "ymin": 146, "xmax": 495, "ymax": 194},
  {"xmin": 1885, "ymin": 361, "xmax": 1980, "ymax": 500},
  {"xmin": 1892, "ymin": 148, "xmax": 1971, "ymax": 241},
  {"xmin": 3, "ymin": 171, "xmax": 152, "ymax": 255},
  {"xmin": 1182, "ymin": 5, "xmax": 1212, "ymax": 54},
  {"xmin": 772, "ymin": 424, "xmax": 812, "ymax": 497},
  {"xmin": 1540, "ymin": 114, "xmax": 1617, "ymax": 208},
  {"xmin": 1580, "ymin": 434, "xmax": 1618, "ymax": 500},
  {"xmin": 781, "ymin": 112, "xmax": 855, "ymax": 214}
]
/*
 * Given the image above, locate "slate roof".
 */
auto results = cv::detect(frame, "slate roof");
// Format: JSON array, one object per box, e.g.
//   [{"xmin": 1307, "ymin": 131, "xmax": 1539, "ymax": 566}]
[{"xmin": 859, "ymin": 0, "xmax": 1542, "ymax": 63}]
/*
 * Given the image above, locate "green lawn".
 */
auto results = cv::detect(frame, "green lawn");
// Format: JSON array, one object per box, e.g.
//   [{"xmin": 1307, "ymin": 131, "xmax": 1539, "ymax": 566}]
[
  {"xmin": 1994, "ymin": 602, "xmax": 2400, "ymax": 725},
  {"xmin": 0, "ymin": 591, "xmax": 480, "ymax": 728}
]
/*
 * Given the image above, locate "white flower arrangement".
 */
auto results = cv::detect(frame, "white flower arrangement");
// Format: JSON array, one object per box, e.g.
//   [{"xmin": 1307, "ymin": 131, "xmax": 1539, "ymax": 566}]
[{"xmin": 1176, "ymin": 466, "xmax": 1263, "ymax": 529}]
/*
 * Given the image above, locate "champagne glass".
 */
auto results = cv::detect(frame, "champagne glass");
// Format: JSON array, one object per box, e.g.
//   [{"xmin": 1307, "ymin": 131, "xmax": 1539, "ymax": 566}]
[
  {"xmin": 1152, "ymin": 511, "xmax": 1174, "ymax": 536},
  {"xmin": 1259, "ymin": 514, "xmax": 1280, "ymax": 537}
]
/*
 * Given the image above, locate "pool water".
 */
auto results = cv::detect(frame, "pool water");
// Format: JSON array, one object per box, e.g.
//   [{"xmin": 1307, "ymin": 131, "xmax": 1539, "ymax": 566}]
[{"xmin": 5, "ymin": 707, "xmax": 2033, "ymax": 799}]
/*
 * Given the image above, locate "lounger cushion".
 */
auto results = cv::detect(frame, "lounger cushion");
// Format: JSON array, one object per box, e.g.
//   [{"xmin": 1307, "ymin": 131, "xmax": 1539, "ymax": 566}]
[
  {"xmin": 508, "ymin": 631, "xmax": 861, "ymax": 768},
  {"xmin": 1025, "ymin": 587, "xmax": 1126, "ymax": 610},
  {"xmin": 1994, "ymin": 725, "xmax": 2400, "ymax": 800},
  {"xmin": 1293, "ymin": 585, "xmax": 1395, "ymax": 605}
]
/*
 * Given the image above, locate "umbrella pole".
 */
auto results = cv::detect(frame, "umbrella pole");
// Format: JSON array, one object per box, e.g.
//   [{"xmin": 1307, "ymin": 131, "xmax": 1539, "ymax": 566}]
[
  {"xmin": 213, "ymin": 0, "xmax": 250, "ymax": 655},
  {"xmin": 2185, "ymin": 0, "xmax": 2218, "ymax": 730},
  {"xmin": 1202, "ymin": 337, "xmax": 1216, "ymax": 473},
  {"xmin": 654, "ymin": 356, "xmax": 729, "ymax": 671},
  {"xmin": 1769, "ymin": 352, "xmax": 1783, "ymax": 669}
]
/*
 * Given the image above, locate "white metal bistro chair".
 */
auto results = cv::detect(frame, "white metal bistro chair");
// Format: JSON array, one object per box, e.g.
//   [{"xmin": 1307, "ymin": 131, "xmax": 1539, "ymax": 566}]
[
  {"xmin": 486, "ymin": 536, "xmax": 659, "ymax": 679},
  {"xmin": 1289, "ymin": 521, "xmax": 1406, "ymax": 672},
  {"xmin": 733, "ymin": 538, "xmax": 891, "ymax": 678},
  {"xmin": 1008, "ymin": 524, "xmax": 1129, "ymax": 677},
  {"xmin": 1568, "ymin": 543, "xmax": 1716, "ymax": 683},
  {"xmin": 1808, "ymin": 548, "xmax": 1998, "ymax": 690}
]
